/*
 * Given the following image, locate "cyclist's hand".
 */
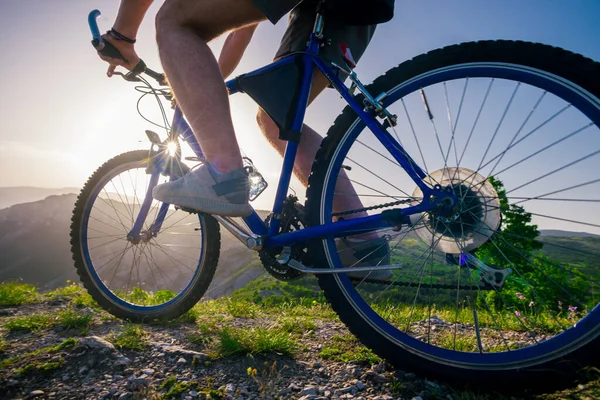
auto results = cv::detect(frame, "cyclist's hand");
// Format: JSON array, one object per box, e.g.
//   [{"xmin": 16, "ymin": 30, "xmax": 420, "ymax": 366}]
[{"xmin": 97, "ymin": 33, "xmax": 141, "ymax": 77}]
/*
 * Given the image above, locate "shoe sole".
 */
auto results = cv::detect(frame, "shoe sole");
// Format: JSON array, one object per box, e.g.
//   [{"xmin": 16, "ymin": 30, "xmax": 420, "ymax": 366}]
[{"xmin": 154, "ymin": 194, "xmax": 252, "ymax": 217}]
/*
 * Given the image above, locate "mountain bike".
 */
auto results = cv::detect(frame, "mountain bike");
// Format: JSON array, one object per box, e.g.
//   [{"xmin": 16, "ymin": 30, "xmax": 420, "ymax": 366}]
[{"xmin": 71, "ymin": 4, "xmax": 600, "ymax": 390}]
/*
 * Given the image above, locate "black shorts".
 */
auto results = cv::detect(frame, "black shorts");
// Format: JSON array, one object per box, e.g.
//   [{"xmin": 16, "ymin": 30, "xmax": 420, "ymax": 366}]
[{"xmin": 252, "ymin": 0, "xmax": 375, "ymax": 70}]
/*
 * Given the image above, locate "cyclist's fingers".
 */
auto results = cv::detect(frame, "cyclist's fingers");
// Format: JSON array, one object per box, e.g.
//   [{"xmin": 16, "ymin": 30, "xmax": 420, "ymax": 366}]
[
  {"xmin": 107, "ymin": 64, "xmax": 117, "ymax": 78},
  {"xmin": 97, "ymin": 52, "xmax": 124, "ymax": 65}
]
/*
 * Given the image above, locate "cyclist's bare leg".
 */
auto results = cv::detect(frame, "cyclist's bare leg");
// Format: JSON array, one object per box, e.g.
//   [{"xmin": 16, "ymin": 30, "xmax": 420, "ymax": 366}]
[
  {"xmin": 155, "ymin": 0, "xmax": 265, "ymax": 174},
  {"xmin": 256, "ymin": 70, "xmax": 368, "ymax": 218}
]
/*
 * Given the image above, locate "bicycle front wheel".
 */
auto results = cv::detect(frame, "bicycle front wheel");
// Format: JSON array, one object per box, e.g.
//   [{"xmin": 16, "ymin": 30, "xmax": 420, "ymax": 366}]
[
  {"xmin": 71, "ymin": 150, "xmax": 220, "ymax": 321},
  {"xmin": 307, "ymin": 41, "xmax": 600, "ymax": 389}
]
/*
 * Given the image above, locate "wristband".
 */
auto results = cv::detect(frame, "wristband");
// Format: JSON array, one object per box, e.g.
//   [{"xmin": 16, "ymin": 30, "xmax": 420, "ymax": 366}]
[{"xmin": 109, "ymin": 28, "xmax": 136, "ymax": 44}]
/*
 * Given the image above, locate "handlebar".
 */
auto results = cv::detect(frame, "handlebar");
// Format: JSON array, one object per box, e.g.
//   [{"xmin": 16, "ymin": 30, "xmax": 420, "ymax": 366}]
[{"xmin": 88, "ymin": 10, "xmax": 167, "ymax": 86}]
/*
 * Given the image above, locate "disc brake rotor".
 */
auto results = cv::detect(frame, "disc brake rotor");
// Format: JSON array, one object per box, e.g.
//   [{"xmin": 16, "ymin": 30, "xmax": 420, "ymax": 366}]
[{"xmin": 410, "ymin": 167, "xmax": 501, "ymax": 253}]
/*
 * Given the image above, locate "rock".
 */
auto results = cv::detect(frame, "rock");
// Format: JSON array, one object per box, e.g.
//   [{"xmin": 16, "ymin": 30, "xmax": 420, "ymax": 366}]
[
  {"xmin": 176, "ymin": 357, "xmax": 187, "ymax": 365},
  {"xmin": 225, "ymin": 383, "xmax": 236, "ymax": 393},
  {"xmin": 426, "ymin": 380, "xmax": 441, "ymax": 390},
  {"xmin": 30, "ymin": 390, "xmax": 45, "ymax": 397},
  {"xmin": 0, "ymin": 308, "xmax": 16, "ymax": 316},
  {"xmin": 372, "ymin": 373, "xmax": 388, "ymax": 384},
  {"xmin": 156, "ymin": 344, "xmax": 208, "ymax": 361},
  {"xmin": 334, "ymin": 386, "xmax": 354, "ymax": 395},
  {"xmin": 115, "ymin": 356, "xmax": 132, "ymax": 366},
  {"xmin": 190, "ymin": 390, "xmax": 198, "ymax": 397},
  {"xmin": 79, "ymin": 366, "xmax": 88, "ymax": 374},
  {"xmin": 298, "ymin": 396, "xmax": 319, "ymax": 400},
  {"xmin": 356, "ymin": 381, "xmax": 366, "ymax": 391},
  {"xmin": 313, "ymin": 361, "xmax": 323, "ymax": 368},
  {"xmin": 300, "ymin": 385, "xmax": 318, "ymax": 396},
  {"xmin": 446, "ymin": 395, "xmax": 455, "ymax": 400},
  {"xmin": 78, "ymin": 336, "xmax": 116, "ymax": 353},
  {"xmin": 411, "ymin": 397, "xmax": 424, "ymax": 400},
  {"xmin": 289, "ymin": 382, "xmax": 302, "ymax": 391},
  {"xmin": 142, "ymin": 368, "xmax": 155, "ymax": 375},
  {"xmin": 127, "ymin": 377, "xmax": 149, "ymax": 391}
]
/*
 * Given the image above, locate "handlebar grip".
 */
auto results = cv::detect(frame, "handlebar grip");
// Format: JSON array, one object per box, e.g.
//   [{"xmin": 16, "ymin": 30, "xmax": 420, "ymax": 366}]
[
  {"xmin": 88, "ymin": 10, "xmax": 128, "ymax": 63},
  {"xmin": 88, "ymin": 10, "xmax": 102, "ymax": 47},
  {"xmin": 98, "ymin": 40, "xmax": 129, "ymax": 63}
]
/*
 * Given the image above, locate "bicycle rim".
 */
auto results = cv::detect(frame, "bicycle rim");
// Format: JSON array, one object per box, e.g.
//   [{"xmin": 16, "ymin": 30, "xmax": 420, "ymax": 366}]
[
  {"xmin": 318, "ymin": 60, "xmax": 600, "ymax": 369},
  {"xmin": 79, "ymin": 156, "xmax": 207, "ymax": 312}
]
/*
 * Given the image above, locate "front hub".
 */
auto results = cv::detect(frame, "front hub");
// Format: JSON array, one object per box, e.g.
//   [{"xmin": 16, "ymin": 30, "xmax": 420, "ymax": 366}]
[{"xmin": 410, "ymin": 167, "xmax": 501, "ymax": 253}]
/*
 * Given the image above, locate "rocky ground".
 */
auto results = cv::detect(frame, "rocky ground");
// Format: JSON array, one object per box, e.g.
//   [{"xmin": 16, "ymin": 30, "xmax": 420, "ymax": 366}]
[{"xmin": 0, "ymin": 290, "xmax": 598, "ymax": 400}]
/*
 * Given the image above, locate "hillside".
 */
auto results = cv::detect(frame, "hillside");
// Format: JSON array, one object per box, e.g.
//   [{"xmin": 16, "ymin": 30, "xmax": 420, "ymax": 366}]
[
  {"xmin": 0, "ymin": 282, "xmax": 598, "ymax": 399},
  {"xmin": 0, "ymin": 187, "xmax": 80, "ymax": 210},
  {"xmin": 0, "ymin": 194, "xmax": 263, "ymax": 296}
]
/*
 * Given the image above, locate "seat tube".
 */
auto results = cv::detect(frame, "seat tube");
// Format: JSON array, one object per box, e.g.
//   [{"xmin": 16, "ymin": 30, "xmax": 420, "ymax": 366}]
[{"xmin": 268, "ymin": 55, "xmax": 316, "ymax": 236}]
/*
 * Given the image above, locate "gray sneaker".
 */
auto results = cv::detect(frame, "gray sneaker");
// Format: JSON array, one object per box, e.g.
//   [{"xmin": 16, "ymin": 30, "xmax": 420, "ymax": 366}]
[
  {"xmin": 152, "ymin": 163, "xmax": 252, "ymax": 217},
  {"xmin": 337, "ymin": 236, "xmax": 393, "ymax": 281}
]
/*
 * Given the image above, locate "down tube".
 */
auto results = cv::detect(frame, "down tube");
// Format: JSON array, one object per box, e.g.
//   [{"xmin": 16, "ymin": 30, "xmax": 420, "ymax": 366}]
[{"xmin": 312, "ymin": 57, "xmax": 429, "ymax": 193}]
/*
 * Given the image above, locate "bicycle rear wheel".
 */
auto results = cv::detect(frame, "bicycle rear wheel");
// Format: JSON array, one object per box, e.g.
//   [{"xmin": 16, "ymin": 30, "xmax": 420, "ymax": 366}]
[
  {"xmin": 71, "ymin": 150, "xmax": 220, "ymax": 321},
  {"xmin": 307, "ymin": 41, "xmax": 600, "ymax": 389}
]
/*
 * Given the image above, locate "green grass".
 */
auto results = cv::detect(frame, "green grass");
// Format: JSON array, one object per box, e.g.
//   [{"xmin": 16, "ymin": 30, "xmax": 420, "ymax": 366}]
[
  {"xmin": 319, "ymin": 334, "xmax": 381, "ymax": 364},
  {"xmin": 0, "ymin": 356, "xmax": 17, "ymax": 369},
  {"xmin": 110, "ymin": 324, "xmax": 149, "ymax": 351},
  {"xmin": 56, "ymin": 308, "xmax": 93, "ymax": 333},
  {"xmin": 14, "ymin": 358, "xmax": 63, "ymax": 376},
  {"xmin": 225, "ymin": 298, "xmax": 259, "ymax": 318},
  {"xmin": 4, "ymin": 313, "xmax": 53, "ymax": 332},
  {"xmin": 47, "ymin": 282, "xmax": 101, "ymax": 310},
  {"xmin": 0, "ymin": 282, "xmax": 38, "ymax": 305},
  {"xmin": 217, "ymin": 326, "xmax": 297, "ymax": 357},
  {"xmin": 276, "ymin": 316, "xmax": 317, "ymax": 335},
  {"xmin": 47, "ymin": 282, "xmax": 82, "ymax": 298},
  {"xmin": 3, "ymin": 309, "xmax": 93, "ymax": 334},
  {"xmin": 0, "ymin": 338, "xmax": 77, "ymax": 375}
]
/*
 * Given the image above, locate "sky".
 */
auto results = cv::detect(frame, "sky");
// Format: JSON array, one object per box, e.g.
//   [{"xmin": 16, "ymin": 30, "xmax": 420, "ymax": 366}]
[{"xmin": 1, "ymin": 0, "xmax": 600, "ymax": 213}]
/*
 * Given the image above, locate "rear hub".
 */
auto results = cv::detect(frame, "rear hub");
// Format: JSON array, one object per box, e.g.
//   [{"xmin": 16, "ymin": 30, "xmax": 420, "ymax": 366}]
[{"xmin": 410, "ymin": 167, "xmax": 501, "ymax": 253}]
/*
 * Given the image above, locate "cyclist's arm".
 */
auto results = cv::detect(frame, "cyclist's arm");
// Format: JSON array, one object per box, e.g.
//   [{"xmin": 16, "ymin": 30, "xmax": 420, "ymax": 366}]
[
  {"xmin": 99, "ymin": 0, "xmax": 154, "ymax": 75},
  {"xmin": 218, "ymin": 23, "xmax": 258, "ymax": 79},
  {"xmin": 113, "ymin": 0, "xmax": 155, "ymax": 39}
]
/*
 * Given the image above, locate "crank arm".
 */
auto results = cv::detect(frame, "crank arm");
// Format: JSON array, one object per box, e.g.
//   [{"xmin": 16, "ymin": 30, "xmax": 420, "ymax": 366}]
[{"xmin": 286, "ymin": 258, "xmax": 405, "ymax": 275}]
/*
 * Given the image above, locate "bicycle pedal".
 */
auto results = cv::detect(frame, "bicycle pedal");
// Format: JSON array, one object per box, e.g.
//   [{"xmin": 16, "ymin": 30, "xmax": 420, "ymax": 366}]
[{"xmin": 175, "ymin": 206, "xmax": 199, "ymax": 214}]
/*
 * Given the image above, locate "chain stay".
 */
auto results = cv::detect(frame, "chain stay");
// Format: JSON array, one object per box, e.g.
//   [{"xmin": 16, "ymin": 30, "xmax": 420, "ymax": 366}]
[{"xmin": 355, "ymin": 278, "xmax": 493, "ymax": 291}]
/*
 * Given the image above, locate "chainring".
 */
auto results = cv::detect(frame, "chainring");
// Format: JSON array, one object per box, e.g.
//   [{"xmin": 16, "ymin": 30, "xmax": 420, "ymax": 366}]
[{"xmin": 259, "ymin": 196, "xmax": 309, "ymax": 281}]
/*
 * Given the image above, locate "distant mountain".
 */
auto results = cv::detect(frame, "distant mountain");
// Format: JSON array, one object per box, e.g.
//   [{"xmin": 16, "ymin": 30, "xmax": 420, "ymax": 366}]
[
  {"xmin": 539, "ymin": 229, "xmax": 599, "ymax": 238},
  {"xmin": 0, "ymin": 194, "xmax": 263, "ymax": 295},
  {"xmin": 0, "ymin": 186, "xmax": 80, "ymax": 210}
]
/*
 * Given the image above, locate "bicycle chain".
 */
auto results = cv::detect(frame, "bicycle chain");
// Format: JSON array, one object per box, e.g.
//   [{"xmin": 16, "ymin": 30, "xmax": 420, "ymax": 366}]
[{"xmin": 331, "ymin": 198, "xmax": 414, "ymax": 217}]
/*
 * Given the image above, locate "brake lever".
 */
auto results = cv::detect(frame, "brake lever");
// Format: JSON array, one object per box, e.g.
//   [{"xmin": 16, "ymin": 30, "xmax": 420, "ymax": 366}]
[{"xmin": 111, "ymin": 72, "xmax": 142, "ymax": 82}]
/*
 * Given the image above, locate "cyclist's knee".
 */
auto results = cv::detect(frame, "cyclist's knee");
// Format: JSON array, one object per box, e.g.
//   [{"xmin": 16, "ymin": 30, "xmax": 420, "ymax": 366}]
[{"xmin": 156, "ymin": 0, "xmax": 217, "ymax": 42}]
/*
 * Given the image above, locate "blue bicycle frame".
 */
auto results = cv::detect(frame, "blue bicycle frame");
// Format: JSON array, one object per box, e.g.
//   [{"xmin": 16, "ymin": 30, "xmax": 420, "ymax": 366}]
[{"xmin": 114, "ymin": 10, "xmax": 443, "ymax": 252}]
